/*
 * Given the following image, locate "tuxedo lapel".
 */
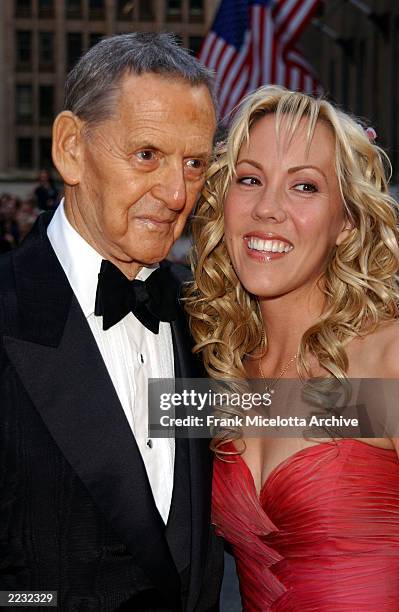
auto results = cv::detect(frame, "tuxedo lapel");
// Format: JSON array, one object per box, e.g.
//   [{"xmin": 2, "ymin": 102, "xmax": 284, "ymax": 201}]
[
  {"xmin": 170, "ymin": 304, "xmax": 204, "ymax": 381},
  {"xmin": 4, "ymin": 215, "xmax": 181, "ymax": 609},
  {"xmin": 170, "ymin": 293, "xmax": 213, "ymax": 612}
]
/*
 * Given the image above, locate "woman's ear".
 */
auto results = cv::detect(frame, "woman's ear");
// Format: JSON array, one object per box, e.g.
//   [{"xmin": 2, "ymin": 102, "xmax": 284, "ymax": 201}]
[
  {"xmin": 336, "ymin": 220, "xmax": 354, "ymax": 246},
  {"xmin": 52, "ymin": 111, "xmax": 84, "ymax": 186}
]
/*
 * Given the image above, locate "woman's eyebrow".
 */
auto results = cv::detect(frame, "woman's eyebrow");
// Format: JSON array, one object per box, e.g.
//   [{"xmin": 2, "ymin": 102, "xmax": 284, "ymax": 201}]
[
  {"xmin": 236, "ymin": 158, "xmax": 263, "ymax": 170},
  {"xmin": 288, "ymin": 165, "xmax": 328, "ymax": 182}
]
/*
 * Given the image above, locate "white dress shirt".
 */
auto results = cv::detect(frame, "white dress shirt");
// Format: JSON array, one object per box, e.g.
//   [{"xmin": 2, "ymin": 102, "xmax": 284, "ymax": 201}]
[{"xmin": 47, "ymin": 200, "xmax": 175, "ymax": 523}]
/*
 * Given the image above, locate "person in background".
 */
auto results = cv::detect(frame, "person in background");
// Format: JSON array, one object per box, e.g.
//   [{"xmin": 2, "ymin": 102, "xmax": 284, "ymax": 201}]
[
  {"xmin": 15, "ymin": 198, "xmax": 40, "ymax": 241},
  {"xmin": 34, "ymin": 168, "xmax": 59, "ymax": 211},
  {"xmin": 0, "ymin": 194, "xmax": 20, "ymax": 247},
  {"xmin": 0, "ymin": 194, "xmax": 40, "ymax": 247}
]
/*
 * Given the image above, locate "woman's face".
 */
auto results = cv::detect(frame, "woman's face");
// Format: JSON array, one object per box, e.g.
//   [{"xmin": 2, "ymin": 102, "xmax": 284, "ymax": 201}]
[{"xmin": 224, "ymin": 113, "xmax": 350, "ymax": 300}]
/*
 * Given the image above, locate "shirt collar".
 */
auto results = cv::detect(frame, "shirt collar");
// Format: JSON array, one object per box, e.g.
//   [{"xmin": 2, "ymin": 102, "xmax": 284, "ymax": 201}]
[{"xmin": 47, "ymin": 198, "xmax": 158, "ymax": 319}]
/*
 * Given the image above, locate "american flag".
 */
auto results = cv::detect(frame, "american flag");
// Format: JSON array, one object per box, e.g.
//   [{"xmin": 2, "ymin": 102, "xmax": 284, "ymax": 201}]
[{"xmin": 199, "ymin": 0, "xmax": 321, "ymax": 120}]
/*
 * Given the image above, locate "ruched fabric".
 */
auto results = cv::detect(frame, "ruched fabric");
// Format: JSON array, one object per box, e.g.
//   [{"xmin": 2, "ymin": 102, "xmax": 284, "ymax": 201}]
[{"xmin": 212, "ymin": 439, "xmax": 399, "ymax": 611}]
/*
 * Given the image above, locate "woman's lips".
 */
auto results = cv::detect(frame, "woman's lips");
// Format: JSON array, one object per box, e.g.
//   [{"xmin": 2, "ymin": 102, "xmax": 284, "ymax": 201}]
[{"xmin": 243, "ymin": 233, "xmax": 294, "ymax": 261}]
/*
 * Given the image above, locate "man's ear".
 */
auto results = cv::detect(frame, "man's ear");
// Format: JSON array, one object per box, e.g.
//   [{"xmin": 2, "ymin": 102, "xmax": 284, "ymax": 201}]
[{"xmin": 52, "ymin": 111, "xmax": 84, "ymax": 186}]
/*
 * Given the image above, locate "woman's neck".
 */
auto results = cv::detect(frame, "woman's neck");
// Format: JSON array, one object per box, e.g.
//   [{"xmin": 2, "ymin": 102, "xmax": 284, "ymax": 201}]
[{"xmin": 258, "ymin": 285, "xmax": 325, "ymax": 367}]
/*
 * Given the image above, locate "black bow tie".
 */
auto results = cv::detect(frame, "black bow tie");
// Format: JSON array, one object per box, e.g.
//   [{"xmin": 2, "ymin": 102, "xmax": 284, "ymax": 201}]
[{"xmin": 94, "ymin": 260, "xmax": 178, "ymax": 333}]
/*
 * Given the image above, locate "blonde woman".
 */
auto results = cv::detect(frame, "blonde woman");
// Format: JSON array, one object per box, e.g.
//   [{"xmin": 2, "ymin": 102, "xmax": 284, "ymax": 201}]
[{"xmin": 185, "ymin": 86, "xmax": 399, "ymax": 611}]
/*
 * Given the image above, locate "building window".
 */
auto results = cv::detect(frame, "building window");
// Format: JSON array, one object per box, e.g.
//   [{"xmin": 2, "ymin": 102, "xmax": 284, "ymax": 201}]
[
  {"xmin": 116, "ymin": 0, "xmax": 134, "ymax": 20},
  {"xmin": 17, "ymin": 137, "xmax": 33, "ymax": 169},
  {"xmin": 39, "ymin": 32, "xmax": 54, "ymax": 70},
  {"xmin": 138, "ymin": 0, "xmax": 154, "ymax": 21},
  {"xmin": 66, "ymin": 0, "xmax": 82, "ymax": 19},
  {"xmin": 89, "ymin": 32, "xmax": 104, "ymax": 48},
  {"xmin": 39, "ymin": 138, "xmax": 53, "ymax": 169},
  {"xmin": 38, "ymin": 0, "xmax": 54, "ymax": 18},
  {"xmin": 67, "ymin": 32, "xmax": 83, "ymax": 70},
  {"xmin": 15, "ymin": 0, "xmax": 32, "ymax": 18},
  {"xmin": 39, "ymin": 85, "xmax": 55, "ymax": 124},
  {"xmin": 16, "ymin": 31, "xmax": 32, "ymax": 70},
  {"xmin": 166, "ymin": 0, "xmax": 182, "ymax": 22},
  {"xmin": 16, "ymin": 84, "xmax": 33, "ymax": 125},
  {"xmin": 189, "ymin": 0, "xmax": 204, "ymax": 22},
  {"xmin": 89, "ymin": 0, "xmax": 105, "ymax": 20},
  {"xmin": 189, "ymin": 36, "xmax": 203, "ymax": 56}
]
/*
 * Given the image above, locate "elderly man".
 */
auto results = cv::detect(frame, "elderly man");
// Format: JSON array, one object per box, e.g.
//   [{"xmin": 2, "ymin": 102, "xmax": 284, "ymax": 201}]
[{"xmin": 0, "ymin": 33, "xmax": 222, "ymax": 611}]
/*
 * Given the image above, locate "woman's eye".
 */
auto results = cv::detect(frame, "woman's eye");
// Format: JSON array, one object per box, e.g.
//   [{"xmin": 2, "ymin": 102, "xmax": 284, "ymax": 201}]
[
  {"xmin": 237, "ymin": 176, "xmax": 261, "ymax": 186},
  {"xmin": 293, "ymin": 182, "xmax": 317, "ymax": 193},
  {"xmin": 136, "ymin": 150, "xmax": 157, "ymax": 161}
]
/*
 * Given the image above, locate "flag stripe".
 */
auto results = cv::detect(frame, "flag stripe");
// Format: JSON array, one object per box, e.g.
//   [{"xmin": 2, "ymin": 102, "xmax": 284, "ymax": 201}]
[
  {"xmin": 262, "ymin": 7, "xmax": 274, "ymax": 84},
  {"xmin": 277, "ymin": 0, "xmax": 319, "ymax": 49},
  {"xmin": 273, "ymin": 0, "xmax": 299, "ymax": 27},
  {"xmin": 207, "ymin": 38, "xmax": 227, "ymax": 70},
  {"xmin": 199, "ymin": 31, "xmax": 217, "ymax": 66},
  {"xmin": 215, "ymin": 45, "xmax": 236, "ymax": 91},
  {"xmin": 249, "ymin": 4, "xmax": 262, "ymax": 91},
  {"xmin": 219, "ymin": 30, "xmax": 251, "ymax": 111}
]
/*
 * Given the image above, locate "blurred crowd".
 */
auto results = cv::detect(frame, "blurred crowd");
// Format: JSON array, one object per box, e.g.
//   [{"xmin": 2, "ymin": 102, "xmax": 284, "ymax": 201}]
[{"xmin": 0, "ymin": 170, "xmax": 61, "ymax": 253}]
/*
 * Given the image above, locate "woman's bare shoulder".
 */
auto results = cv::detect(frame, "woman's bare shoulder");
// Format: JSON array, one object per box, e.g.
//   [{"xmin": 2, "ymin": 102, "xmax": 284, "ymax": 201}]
[
  {"xmin": 347, "ymin": 320, "xmax": 399, "ymax": 377},
  {"xmin": 377, "ymin": 320, "xmax": 399, "ymax": 376}
]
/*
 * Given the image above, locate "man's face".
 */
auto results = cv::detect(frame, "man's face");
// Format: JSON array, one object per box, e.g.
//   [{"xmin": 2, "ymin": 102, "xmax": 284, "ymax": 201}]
[{"xmin": 69, "ymin": 72, "xmax": 216, "ymax": 268}]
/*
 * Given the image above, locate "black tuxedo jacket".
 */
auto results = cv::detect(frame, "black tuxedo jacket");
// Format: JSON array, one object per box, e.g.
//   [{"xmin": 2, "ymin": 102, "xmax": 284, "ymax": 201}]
[{"xmin": 0, "ymin": 213, "xmax": 223, "ymax": 611}]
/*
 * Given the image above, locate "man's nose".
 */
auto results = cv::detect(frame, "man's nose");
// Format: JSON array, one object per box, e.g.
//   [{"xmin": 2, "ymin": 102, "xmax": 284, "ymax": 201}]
[{"xmin": 152, "ymin": 163, "xmax": 187, "ymax": 211}]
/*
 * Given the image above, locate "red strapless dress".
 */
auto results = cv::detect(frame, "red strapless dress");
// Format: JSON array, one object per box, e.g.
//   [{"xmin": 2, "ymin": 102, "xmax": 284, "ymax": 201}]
[{"xmin": 212, "ymin": 439, "xmax": 399, "ymax": 611}]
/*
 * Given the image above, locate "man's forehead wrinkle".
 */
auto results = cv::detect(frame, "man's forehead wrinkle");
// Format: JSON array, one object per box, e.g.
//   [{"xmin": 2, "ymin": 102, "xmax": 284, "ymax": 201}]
[
  {"xmin": 118, "ymin": 105, "xmax": 201, "ymax": 126},
  {"xmin": 117, "ymin": 91, "xmax": 213, "ymax": 122},
  {"xmin": 122, "ymin": 124, "xmax": 213, "ymax": 153}
]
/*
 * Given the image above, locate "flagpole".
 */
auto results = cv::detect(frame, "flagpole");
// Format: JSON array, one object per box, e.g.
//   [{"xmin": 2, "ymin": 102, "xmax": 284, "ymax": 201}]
[
  {"xmin": 346, "ymin": 0, "xmax": 389, "ymax": 36},
  {"xmin": 311, "ymin": 19, "xmax": 355, "ymax": 60}
]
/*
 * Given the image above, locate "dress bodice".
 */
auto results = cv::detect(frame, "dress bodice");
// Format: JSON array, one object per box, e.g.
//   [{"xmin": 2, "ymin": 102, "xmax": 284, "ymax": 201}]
[{"xmin": 212, "ymin": 439, "xmax": 399, "ymax": 611}]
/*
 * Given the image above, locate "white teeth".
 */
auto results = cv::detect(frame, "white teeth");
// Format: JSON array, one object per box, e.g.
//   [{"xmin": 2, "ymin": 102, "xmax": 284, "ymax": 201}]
[{"xmin": 247, "ymin": 237, "xmax": 293, "ymax": 253}]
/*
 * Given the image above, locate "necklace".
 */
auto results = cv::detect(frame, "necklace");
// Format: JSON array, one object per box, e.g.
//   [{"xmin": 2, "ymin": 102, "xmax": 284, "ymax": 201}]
[{"xmin": 258, "ymin": 352, "xmax": 298, "ymax": 394}]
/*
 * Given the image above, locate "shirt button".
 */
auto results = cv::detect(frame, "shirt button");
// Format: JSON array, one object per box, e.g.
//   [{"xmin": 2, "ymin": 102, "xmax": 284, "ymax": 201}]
[
  {"xmin": 138, "ymin": 353, "xmax": 145, "ymax": 365},
  {"xmin": 146, "ymin": 439, "xmax": 153, "ymax": 449}
]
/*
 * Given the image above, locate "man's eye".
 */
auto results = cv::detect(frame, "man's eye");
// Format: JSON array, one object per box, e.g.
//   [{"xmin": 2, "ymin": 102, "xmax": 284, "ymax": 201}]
[
  {"xmin": 185, "ymin": 159, "xmax": 205, "ymax": 171},
  {"xmin": 294, "ymin": 183, "xmax": 317, "ymax": 193},
  {"xmin": 136, "ymin": 150, "xmax": 156, "ymax": 161},
  {"xmin": 237, "ymin": 177, "xmax": 261, "ymax": 186}
]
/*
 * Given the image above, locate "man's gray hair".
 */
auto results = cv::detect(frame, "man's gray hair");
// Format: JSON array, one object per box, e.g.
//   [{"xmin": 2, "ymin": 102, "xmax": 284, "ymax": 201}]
[{"xmin": 64, "ymin": 32, "xmax": 216, "ymax": 126}]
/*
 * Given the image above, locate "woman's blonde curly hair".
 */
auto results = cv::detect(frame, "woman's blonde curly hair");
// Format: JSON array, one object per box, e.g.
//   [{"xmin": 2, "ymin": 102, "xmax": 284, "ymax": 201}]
[{"xmin": 184, "ymin": 85, "xmax": 399, "ymax": 387}]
